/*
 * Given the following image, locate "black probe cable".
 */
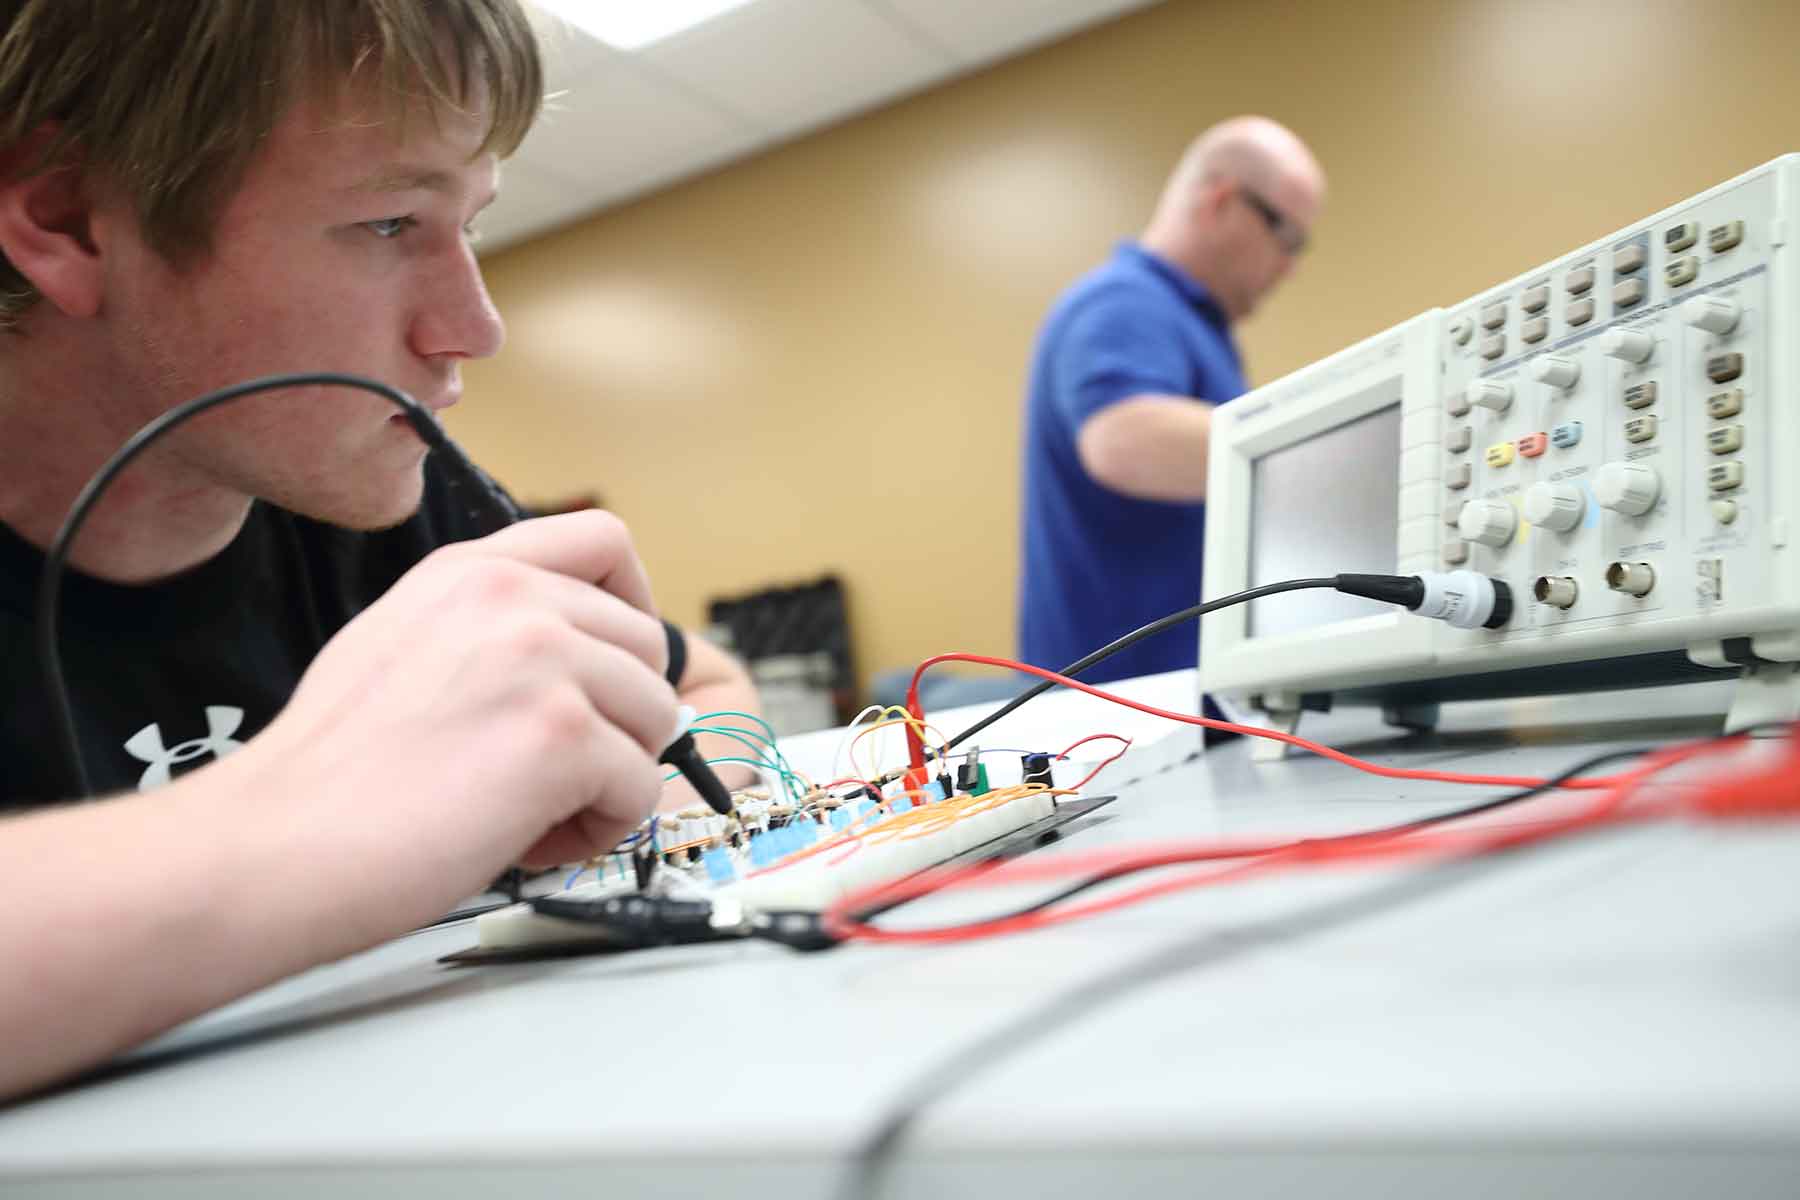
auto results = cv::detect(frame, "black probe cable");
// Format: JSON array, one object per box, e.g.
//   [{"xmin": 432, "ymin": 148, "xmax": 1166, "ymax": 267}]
[
  {"xmin": 937, "ymin": 571, "xmax": 1511, "ymax": 757},
  {"xmin": 937, "ymin": 577, "xmax": 1336, "ymax": 755},
  {"xmin": 37, "ymin": 373, "xmax": 458, "ymax": 799},
  {"xmin": 836, "ymin": 828, "xmax": 1551, "ymax": 1200},
  {"xmin": 846, "ymin": 743, "xmax": 1659, "ymax": 937},
  {"xmin": 835, "ymin": 722, "xmax": 1785, "ymax": 1200},
  {"xmin": 37, "ymin": 370, "xmax": 734, "ymax": 813},
  {"xmin": 846, "ymin": 718, "xmax": 1794, "ymax": 941}
]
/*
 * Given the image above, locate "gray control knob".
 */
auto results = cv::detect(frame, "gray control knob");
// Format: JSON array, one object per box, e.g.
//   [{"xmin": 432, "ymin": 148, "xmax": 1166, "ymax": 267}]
[
  {"xmin": 1599, "ymin": 328, "xmax": 1655, "ymax": 363},
  {"xmin": 1531, "ymin": 355, "xmax": 1581, "ymax": 389},
  {"xmin": 1457, "ymin": 499, "xmax": 1517, "ymax": 548},
  {"xmin": 1523, "ymin": 482, "xmax": 1585, "ymax": 532},
  {"xmin": 1466, "ymin": 379, "xmax": 1513, "ymax": 413},
  {"xmin": 1594, "ymin": 462, "xmax": 1660, "ymax": 516},
  {"xmin": 1682, "ymin": 294, "xmax": 1741, "ymax": 335}
]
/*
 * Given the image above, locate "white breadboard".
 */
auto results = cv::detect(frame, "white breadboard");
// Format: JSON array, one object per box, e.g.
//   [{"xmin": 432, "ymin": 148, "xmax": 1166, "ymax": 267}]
[{"xmin": 474, "ymin": 786, "xmax": 1060, "ymax": 950}]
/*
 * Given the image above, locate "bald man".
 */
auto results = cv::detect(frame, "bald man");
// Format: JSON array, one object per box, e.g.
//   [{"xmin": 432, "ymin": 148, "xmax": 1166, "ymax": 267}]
[{"xmin": 1017, "ymin": 115, "xmax": 1326, "ymax": 688}]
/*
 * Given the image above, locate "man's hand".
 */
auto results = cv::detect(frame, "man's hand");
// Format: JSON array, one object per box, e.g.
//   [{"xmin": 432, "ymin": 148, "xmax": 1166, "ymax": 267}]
[
  {"xmin": 0, "ymin": 510, "xmax": 692, "ymax": 1101},
  {"xmin": 258, "ymin": 509, "xmax": 681, "ymax": 901}
]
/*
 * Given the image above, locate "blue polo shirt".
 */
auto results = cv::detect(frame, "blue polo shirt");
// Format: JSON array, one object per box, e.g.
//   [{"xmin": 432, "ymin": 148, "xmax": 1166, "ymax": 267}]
[{"xmin": 1018, "ymin": 242, "xmax": 1246, "ymax": 684}]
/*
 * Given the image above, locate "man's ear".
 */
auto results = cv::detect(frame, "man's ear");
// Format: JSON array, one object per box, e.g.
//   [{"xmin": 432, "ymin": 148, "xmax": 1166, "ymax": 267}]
[{"xmin": 0, "ymin": 130, "xmax": 104, "ymax": 320}]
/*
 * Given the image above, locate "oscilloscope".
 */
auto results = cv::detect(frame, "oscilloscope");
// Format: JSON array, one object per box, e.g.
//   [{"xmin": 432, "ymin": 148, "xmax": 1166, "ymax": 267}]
[{"xmin": 1202, "ymin": 155, "xmax": 1800, "ymax": 741}]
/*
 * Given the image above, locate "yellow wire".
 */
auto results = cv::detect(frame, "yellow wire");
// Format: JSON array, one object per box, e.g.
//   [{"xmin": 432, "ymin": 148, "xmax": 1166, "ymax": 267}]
[{"xmin": 852, "ymin": 708, "xmax": 952, "ymax": 781}]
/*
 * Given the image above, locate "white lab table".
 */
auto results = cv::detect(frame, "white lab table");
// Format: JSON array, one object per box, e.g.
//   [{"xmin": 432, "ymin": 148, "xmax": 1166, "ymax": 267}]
[{"xmin": 1, "ymin": 673, "xmax": 1795, "ymax": 1198}]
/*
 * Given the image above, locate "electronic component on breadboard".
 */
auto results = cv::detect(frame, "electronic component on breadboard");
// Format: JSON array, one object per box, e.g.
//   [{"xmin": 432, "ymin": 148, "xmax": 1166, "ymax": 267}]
[{"xmin": 461, "ymin": 755, "xmax": 1109, "ymax": 958}]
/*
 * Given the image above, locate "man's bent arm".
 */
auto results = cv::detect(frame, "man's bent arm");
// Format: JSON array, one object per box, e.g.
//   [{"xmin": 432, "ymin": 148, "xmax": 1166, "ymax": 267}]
[{"xmin": 1076, "ymin": 394, "xmax": 1214, "ymax": 503}]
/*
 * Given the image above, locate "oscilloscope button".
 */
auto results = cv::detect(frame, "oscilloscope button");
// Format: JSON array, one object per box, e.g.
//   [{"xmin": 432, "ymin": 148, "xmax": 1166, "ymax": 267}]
[{"xmin": 1707, "ymin": 424, "xmax": 1744, "ymax": 455}]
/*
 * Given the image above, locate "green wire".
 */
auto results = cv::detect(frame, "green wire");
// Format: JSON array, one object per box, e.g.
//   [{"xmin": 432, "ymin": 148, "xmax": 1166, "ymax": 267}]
[
  {"xmin": 692, "ymin": 711, "xmax": 809, "ymax": 799},
  {"xmin": 698, "ymin": 709, "xmax": 779, "ymax": 744},
  {"xmin": 693, "ymin": 714, "xmax": 788, "ymax": 767},
  {"xmin": 690, "ymin": 726, "xmax": 808, "ymax": 799},
  {"xmin": 661, "ymin": 755, "xmax": 796, "ymax": 790},
  {"xmin": 690, "ymin": 725, "xmax": 779, "ymax": 765}
]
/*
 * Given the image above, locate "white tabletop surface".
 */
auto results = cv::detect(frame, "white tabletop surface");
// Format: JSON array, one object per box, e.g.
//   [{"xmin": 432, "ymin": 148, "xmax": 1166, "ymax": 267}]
[{"xmin": 2, "ymin": 673, "xmax": 1796, "ymax": 1199}]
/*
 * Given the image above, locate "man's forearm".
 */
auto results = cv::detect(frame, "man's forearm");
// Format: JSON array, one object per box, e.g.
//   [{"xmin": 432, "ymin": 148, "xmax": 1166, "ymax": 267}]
[
  {"xmin": 1075, "ymin": 393, "xmax": 1214, "ymax": 502},
  {"xmin": 0, "ymin": 761, "xmax": 373, "ymax": 1100}
]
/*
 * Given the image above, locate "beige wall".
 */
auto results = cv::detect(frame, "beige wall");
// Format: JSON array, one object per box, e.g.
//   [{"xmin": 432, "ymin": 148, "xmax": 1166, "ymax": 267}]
[{"xmin": 455, "ymin": 0, "xmax": 1800, "ymax": 693}]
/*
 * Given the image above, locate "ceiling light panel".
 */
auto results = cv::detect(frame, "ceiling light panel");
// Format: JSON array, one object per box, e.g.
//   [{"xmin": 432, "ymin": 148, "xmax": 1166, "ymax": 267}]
[{"xmin": 532, "ymin": 0, "xmax": 759, "ymax": 51}]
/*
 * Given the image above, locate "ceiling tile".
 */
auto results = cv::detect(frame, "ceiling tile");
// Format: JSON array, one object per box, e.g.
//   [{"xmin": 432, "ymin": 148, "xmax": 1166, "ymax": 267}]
[
  {"xmin": 641, "ymin": 0, "xmax": 957, "ymax": 135},
  {"xmin": 523, "ymin": 5, "xmax": 618, "ymax": 95},
  {"xmin": 489, "ymin": 0, "xmax": 1163, "ymax": 251},
  {"xmin": 875, "ymin": 0, "xmax": 1161, "ymax": 67},
  {"xmin": 513, "ymin": 56, "xmax": 757, "ymax": 191}
]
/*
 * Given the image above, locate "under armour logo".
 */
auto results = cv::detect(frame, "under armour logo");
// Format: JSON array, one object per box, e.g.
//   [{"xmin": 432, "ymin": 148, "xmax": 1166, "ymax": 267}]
[{"xmin": 123, "ymin": 706, "xmax": 247, "ymax": 790}]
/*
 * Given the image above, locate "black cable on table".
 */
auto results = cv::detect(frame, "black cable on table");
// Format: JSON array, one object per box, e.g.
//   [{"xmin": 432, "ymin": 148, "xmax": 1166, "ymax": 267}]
[
  {"xmin": 834, "ymin": 835, "xmax": 1556, "ymax": 1200},
  {"xmin": 834, "ymin": 723, "xmax": 1786, "ymax": 1197},
  {"xmin": 842, "ymin": 745, "xmax": 1657, "ymax": 939},
  {"xmin": 940, "ymin": 577, "xmax": 1337, "ymax": 754}
]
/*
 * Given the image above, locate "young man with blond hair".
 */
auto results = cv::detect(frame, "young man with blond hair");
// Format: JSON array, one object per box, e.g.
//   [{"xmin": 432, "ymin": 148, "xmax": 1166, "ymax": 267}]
[{"xmin": 0, "ymin": 0, "xmax": 755, "ymax": 1099}]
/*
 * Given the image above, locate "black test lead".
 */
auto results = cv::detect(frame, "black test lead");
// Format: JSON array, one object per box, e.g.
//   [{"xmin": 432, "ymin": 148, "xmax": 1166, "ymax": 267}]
[{"xmin": 661, "ymin": 705, "xmax": 736, "ymax": 816}]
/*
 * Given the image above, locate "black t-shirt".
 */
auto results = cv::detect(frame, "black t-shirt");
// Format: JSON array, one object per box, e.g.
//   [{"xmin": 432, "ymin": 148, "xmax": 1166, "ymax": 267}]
[{"xmin": 1, "ymin": 457, "xmax": 507, "ymax": 808}]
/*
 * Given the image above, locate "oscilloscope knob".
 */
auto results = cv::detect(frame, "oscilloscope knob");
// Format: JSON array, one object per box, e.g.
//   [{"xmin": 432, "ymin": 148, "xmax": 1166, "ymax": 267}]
[
  {"xmin": 1457, "ymin": 499, "xmax": 1518, "ymax": 548},
  {"xmin": 1594, "ymin": 462, "xmax": 1660, "ymax": 516},
  {"xmin": 1531, "ymin": 355, "xmax": 1581, "ymax": 389},
  {"xmin": 1682, "ymin": 294, "xmax": 1741, "ymax": 335},
  {"xmin": 1523, "ymin": 482, "xmax": 1585, "ymax": 533},
  {"xmin": 1599, "ymin": 328, "xmax": 1655, "ymax": 363},
  {"xmin": 1466, "ymin": 379, "xmax": 1513, "ymax": 413}
]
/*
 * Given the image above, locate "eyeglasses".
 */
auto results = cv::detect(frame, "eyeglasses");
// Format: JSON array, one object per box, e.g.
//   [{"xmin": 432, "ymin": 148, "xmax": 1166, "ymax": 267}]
[{"xmin": 1238, "ymin": 188, "xmax": 1308, "ymax": 256}]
